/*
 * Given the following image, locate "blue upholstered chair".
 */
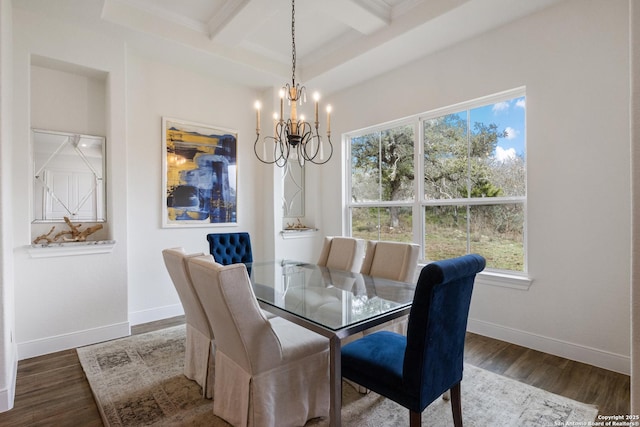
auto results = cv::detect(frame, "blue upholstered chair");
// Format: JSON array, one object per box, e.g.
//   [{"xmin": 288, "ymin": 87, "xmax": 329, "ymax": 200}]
[
  {"xmin": 341, "ymin": 254, "xmax": 486, "ymax": 427},
  {"xmin": 206, "ymin": 232, "xmax": 253, "ymax": 266}
]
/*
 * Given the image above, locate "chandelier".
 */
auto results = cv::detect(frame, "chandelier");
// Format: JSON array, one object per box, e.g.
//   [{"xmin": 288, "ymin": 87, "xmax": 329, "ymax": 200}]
[{"xmin": 253, "ymin": 0, "xmax": 333, "ymax": 167}]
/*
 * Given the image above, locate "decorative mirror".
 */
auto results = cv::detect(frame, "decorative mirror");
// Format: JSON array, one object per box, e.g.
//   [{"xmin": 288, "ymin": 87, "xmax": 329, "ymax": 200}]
[
  {"xmin": 32, "ymin": 129, "xmax": 106, "ymax": 223},
  {"xmin": 282, "ymin": 161, "xmax": 304, "ymax": 218}
]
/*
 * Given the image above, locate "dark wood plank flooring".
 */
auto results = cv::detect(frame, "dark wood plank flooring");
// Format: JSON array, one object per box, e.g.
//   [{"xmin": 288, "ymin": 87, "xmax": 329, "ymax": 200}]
[{"xmin": 0, "ymin": 316, "xmax": 630, "ymax": 426}]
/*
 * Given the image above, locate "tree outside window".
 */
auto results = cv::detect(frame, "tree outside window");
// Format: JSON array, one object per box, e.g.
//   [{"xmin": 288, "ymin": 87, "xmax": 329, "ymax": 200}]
[
  {"xmin": 348, "ymin": 90, "xmax": 526, "ymax": 273},
  {"xmin": 351, "ymin": 125, "xmax": 414, "ymax": 243}
]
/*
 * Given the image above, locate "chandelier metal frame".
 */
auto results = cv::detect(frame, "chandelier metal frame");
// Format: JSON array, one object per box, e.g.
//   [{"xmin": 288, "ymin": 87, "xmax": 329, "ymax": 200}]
[{"xmin": 253, "ymin": 0, "xmax": 333, "ymax": 167}]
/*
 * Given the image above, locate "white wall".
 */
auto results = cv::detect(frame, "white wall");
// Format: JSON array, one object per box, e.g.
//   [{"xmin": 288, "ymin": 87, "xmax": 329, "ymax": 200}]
[
  {"xmin": 125, "ymin": 51, "xmax": 265, "ymax": 324},
  {"xmin": 0, "ymin": 0, "xmax": 16, "ymax": 411},
  {"xmin": 11, "ymin": 8, "xmax": 129, "ymax": 359},
  {"xmin": 30, "ymin": 65, "xmax": 106, "ymax": 134},
  {"xmin": 321, "ymin": 0, "xmax": 631, "ymax": 373}
]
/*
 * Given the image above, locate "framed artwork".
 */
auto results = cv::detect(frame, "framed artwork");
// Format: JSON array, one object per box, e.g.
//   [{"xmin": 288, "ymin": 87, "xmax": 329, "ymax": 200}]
[{"xmin": 162, "ymin": 117, "xmax": 237, "ymax": 227}]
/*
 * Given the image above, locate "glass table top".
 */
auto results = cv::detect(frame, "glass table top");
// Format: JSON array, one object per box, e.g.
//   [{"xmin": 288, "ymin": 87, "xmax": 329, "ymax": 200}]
[{"xmin": 248, "ymin": 260, "xmax": 416, "ymax": 331}]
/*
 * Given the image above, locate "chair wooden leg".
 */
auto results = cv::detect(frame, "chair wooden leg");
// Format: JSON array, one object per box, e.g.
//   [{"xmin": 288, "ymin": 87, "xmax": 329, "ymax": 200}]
[
  {"xmin": 409, "ymin": 410, "xmax": 421, "ymax": 427},
  {"xmin": 451, "ymin": 382, "xmax": 463, "ymax": 427}
]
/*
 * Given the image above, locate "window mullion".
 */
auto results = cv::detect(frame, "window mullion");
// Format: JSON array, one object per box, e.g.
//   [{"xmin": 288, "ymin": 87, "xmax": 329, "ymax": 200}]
[
  {"xmin": 466, "ymin": 110, "xmax": 471, "ymax": 253},
  {"xmin": 378, "ymin": 131, "xmax": 383, "ymax": 202},
  {"xmin": 415, "ymin": 119, "xmax": 424, "ymax": 256}
]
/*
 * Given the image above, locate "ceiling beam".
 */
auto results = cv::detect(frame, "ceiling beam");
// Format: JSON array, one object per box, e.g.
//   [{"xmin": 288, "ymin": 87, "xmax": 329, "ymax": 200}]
[
  {"xmin": 206, "ymin": 0, "xmax": 251, "ymax": 40},
  {"xmin": 209, "ymin": 0, "xmax": 280, "ymax": 46},
  {"xmin": 321, "ymin": 0, "xmax": 391, "ymax": 35}
]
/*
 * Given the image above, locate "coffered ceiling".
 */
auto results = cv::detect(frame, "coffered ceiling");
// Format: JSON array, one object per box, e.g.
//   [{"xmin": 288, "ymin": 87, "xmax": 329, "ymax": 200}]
[{"xmin": 14, "ymin": 0, "xmax": 563, "ymax": 93}]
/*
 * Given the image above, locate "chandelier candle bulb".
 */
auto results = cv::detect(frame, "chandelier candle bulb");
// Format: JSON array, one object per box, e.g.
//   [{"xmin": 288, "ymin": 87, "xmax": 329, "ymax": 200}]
[
  {"xmin": 326, "ymin": 105, "xmax": 332, "ymax": 133},
  {"xmin": 254, "ymin": 101, "xmax": 261, "ymax": 132},
  {"xmin": 313, "ymin": 92, "xmax": 320, "ymax": 124},
  {"xmin": 279, "ymin": 90, "xmax": 285, "ymax": 119},
  {"xmin": 273, "ymin": 113, "xmax": 278, "ymax": 138}
]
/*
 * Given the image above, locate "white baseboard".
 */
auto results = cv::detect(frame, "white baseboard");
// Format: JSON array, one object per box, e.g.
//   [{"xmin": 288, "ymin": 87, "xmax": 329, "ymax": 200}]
[
  {"xmin": 17, "ymin": 322, "xmax": 130, "ymax": 360},
  {"xmin": 128, "ymin": 304, "xmax": 184, "ymax": 326},
  {"xmin": 468, "ymin": 318, "xmax": 630, "ymax": 375},
  {"xmin": 16, "ymin": 306, "xmax": 185, "ymax": 360},
  {"xmin": 0, "ymin": 343, "xmax": 17, "ymax": 412}
]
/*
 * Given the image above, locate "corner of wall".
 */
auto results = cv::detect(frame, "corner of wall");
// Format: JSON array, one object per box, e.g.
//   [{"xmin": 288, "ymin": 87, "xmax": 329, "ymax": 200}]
[
  {"xmin": 630, "ymin": 0, "xmax": 640, "ymax": 414},
  {"xmin": 0, "ymin": 343, "xmax": 17, "ymax": 412}
]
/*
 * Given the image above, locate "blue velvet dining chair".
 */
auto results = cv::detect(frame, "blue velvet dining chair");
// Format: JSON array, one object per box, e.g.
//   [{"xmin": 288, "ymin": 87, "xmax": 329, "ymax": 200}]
[
  {"xmin": 341, "ymin": 254, "xmax": 486, "ymax": 427},
  {"xmin": 206, "ymin": 232, "xmax": 253, "ymax": 266}
]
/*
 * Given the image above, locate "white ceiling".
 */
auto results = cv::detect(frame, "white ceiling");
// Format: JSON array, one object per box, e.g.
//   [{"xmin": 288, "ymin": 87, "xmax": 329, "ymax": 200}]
[{"xmin": 14, "ymin": 0, "xmax": 563, "ymax": 93}]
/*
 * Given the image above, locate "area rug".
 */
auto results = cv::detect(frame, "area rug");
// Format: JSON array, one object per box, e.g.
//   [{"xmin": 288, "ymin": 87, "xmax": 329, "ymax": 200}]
[{"xmin": 77, "ymin": 325, "xmax": 598, "ymax": 426}]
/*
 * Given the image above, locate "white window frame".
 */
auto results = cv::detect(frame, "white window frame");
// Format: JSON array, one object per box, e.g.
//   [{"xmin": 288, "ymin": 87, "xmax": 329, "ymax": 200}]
[{"xmin": 344, "ymin": 87, "xmax": 532, "ymax": 290}]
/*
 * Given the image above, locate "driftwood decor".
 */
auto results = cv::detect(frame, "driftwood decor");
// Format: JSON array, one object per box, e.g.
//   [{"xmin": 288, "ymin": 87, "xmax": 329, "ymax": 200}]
[
  {"xmin": 284, "ymin": 218, "xmax": 315, "ymax": 231},
  {"xmin": 32, "ymin": 216, "xmax": 103, "ymax": 244}
]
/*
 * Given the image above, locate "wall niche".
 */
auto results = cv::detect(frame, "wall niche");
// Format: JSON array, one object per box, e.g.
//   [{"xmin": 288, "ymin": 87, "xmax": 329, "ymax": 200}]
[{"xmin": 30, "ymin": 56, "xmax": 110, "ymax": 245}]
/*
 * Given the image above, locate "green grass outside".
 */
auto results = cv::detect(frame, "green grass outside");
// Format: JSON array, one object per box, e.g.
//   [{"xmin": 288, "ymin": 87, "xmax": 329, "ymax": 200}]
[{"xmin": 351, "ymin": 207, "xmax": 524, "ymax": 271}]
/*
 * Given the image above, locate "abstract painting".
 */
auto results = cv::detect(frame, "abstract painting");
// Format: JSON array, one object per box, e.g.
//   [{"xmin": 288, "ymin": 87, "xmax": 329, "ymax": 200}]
[{"xmin": 162, "ymin": 118, "xmax": 237, "ymax": 227}]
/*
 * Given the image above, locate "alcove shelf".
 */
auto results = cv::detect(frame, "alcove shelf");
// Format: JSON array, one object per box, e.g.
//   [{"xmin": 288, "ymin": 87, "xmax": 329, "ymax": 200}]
[
  {"xmin": 280, "ymin": 228, "xmax": 318, "ymax": 239},
  {"xmin": 27, "ymin": 240, "xmax": 116, "ymax": 258}
]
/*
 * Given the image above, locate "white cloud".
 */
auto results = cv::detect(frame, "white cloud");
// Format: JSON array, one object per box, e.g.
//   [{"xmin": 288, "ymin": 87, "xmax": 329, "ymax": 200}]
[
  {"xmin": 495, "ymin": 146, "xmax": 516, "ymax": 162},
  {"xmin": 492, "ymin": 101, "xmax": 509, "ymax": 113},
  {"xmin": 504, "ymin": 126, "xmax": 518, "ymax": 140},
  {"xmin": 516, "ymin": 98, "xmax": 526, "ymax": 109}
]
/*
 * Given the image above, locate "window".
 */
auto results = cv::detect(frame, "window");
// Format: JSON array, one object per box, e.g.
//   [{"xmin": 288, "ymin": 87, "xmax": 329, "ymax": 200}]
[
  {"xmin": 347, "ymin": 89, "xmax": 526, "ymax": 276},
  {"xmin": 350, "ymin": 124, "xmax": 415, "ymax": 243}
]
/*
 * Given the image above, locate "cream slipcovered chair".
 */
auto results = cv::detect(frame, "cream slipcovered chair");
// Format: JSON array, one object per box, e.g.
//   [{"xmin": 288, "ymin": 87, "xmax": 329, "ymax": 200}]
[
  {"xmin": 162, "ymin": 248, "xmax": 215, "ymax": 398},
  {"xmin": 317, "ymin": 236, "xmax": 365, "ymax": 273},
  {"xmin": 187, "ymin": 256, "xmax": 330, "ymax": 427},
  {"xmin": 361, "ymin": 240, "xmax": 420, "ymax": 282},
  {"xmin": 360, "ymin": 240, "xmax": 420, "ymax": 336}
]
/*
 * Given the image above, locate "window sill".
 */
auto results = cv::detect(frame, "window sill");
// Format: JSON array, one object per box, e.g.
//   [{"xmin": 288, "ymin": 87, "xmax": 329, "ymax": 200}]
[
  {"xmin": 27, "ymin": 240, "xmax": 116, "ymax": 258},
  {"xmin": 475, "ymin": 270, "xmax": 532, "ymax": 290},
  {"xmin": 416, "ymin": 264, "xmax": 531, "ymax": 290}
]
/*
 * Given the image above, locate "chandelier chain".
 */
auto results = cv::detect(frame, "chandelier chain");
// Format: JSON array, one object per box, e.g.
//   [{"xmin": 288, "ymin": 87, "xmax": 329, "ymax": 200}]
[{"xmin": 291, "ymin": 0, "xmax": 296, "ymax": 85}]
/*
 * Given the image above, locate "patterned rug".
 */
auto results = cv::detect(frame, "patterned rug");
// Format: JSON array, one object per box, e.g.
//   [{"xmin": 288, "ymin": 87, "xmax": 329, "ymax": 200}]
[{"xmin": 77, "ymin": 325, "xmax": 598, "ymax": 426}]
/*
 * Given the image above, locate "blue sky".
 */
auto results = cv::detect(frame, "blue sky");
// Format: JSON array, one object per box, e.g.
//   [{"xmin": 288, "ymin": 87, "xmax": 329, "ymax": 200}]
[{"xmin": 470, "ymin": 96, "xmax": 526, "ymax": 160}]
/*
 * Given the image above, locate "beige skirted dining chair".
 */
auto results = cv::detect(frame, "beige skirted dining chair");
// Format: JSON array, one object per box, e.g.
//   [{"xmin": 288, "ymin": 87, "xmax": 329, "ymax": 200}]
[
  {"xmin": 162, "ymin": 247, "xmax": 215, "ymax": 398},
  {"xmin": 359, "ymin": 240, "xmax": 420, "ymax": 336},
  {"xmin": 361, "ymin": 240, "xmax": 420, "ymax": 282},
  {"xmin": 317, "ymin": 236, "xmax": 366, "ymax": 273},
  {"xmin": 187, "ymin": 256, "xmax": 330, "ymax": 427}
]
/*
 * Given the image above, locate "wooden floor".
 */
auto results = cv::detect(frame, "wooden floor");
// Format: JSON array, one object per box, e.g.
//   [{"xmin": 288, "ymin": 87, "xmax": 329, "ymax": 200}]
[{"xmin": 0, "ymin": 316, "xmax": 630, "ymax": 426}]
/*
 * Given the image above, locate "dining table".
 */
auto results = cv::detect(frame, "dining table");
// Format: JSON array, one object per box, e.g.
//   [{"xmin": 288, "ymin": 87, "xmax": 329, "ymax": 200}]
[{"xmin": 247, "ymin": 260, "xmax": 417, "ymax": 427}]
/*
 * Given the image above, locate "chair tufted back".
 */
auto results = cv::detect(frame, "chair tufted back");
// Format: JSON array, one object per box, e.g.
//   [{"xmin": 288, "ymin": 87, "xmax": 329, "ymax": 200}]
[
  {"xmin": 206, "ymin": 232, "xmax": 253, "ymax": 265},
  {"xmin": 403, "ymin": 254, "xmax": 486, "ymax": 408}
]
